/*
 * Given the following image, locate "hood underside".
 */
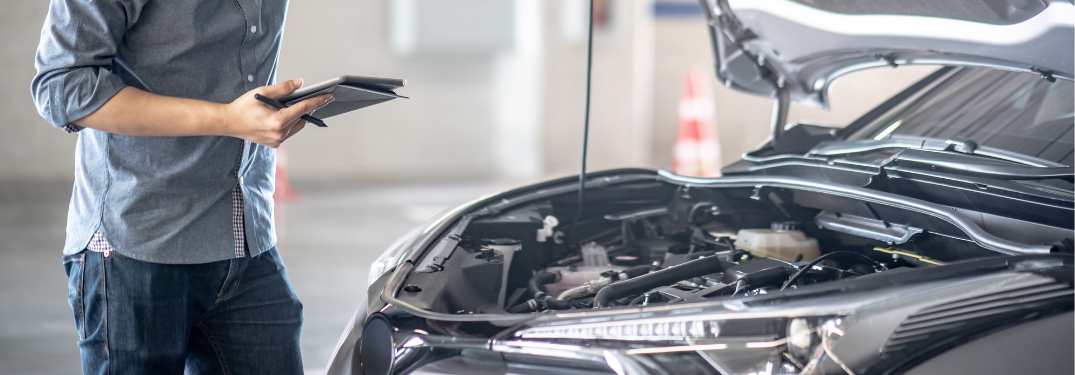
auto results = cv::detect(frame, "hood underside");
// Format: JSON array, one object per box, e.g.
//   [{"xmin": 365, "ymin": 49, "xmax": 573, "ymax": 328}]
[{"xmin": 701, "ymin": 0, "xmax": 1075, "ymax": 108}]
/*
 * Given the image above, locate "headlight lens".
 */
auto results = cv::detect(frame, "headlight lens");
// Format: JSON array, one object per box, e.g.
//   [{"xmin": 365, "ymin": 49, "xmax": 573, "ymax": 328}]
[
  {"xmin": 514, "ymin": 313, "xmax": 841, "ymax": 375},
  {"xmin": 367, "ymin": 226, "xmax": 423, "ymax": 288}
]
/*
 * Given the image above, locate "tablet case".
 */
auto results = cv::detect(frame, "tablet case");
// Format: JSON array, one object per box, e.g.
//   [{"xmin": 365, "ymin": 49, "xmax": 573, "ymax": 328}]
[{"xmin": 277, "ymin": 76, "xmax": 408, "ymax": 119}]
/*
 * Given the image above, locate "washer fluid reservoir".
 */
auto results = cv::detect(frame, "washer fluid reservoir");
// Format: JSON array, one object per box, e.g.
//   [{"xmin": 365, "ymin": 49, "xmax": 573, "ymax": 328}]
[{"xmin": 734, "ymin": 222, "xmax": 820, "ymax": 262}]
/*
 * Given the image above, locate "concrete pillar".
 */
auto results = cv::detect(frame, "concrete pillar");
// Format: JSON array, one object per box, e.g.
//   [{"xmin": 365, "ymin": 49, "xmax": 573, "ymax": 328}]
[{"xmin": 630, "ymin": 0, "xmax": 655, "ymax": 166}]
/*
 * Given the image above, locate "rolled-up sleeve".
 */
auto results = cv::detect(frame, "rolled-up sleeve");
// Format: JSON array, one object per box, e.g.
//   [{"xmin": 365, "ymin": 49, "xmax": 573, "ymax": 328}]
[{"xmin": 31, "ymin": 0, "xmax": 143, "ymax": 132}]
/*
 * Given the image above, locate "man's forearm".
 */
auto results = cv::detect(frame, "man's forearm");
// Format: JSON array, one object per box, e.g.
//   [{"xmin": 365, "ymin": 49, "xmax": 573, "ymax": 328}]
[
  {"xmin": 69, "ymin": 80, "xmax": 332, "ymax": 148},
  {"xmin": 72, "ymin": 87, "xmax": 230, "ymax": 137}
]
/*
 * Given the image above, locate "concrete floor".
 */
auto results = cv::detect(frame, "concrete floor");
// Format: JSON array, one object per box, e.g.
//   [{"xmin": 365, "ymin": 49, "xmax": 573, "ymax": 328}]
[{"xmin": 0, "ymin": 180, "xmax": 510, "ymax": 375}]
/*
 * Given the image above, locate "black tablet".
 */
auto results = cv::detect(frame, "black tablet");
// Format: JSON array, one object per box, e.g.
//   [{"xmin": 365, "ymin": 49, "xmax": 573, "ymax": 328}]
[{"xmin": 277, "ymin": 75, "xmax": 408, "ymax": 119}]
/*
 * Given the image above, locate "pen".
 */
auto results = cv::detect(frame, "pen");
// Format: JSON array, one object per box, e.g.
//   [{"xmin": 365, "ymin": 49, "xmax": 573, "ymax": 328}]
[{"xmin": 254, "ymin": 94, "xmax": 328, "ymax": 127}]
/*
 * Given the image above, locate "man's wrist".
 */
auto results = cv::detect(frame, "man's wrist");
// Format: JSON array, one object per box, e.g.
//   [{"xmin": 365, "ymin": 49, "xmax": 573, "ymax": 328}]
[{"xmin": 210, "ymin": 102, "xmax": 236, "ymax": 137}]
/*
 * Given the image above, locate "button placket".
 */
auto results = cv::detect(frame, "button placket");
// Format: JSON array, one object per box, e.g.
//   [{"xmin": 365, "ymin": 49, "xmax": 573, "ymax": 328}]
[
  {"xmin": 233, "ymin": 0, "xmax": 251, "ymax": 88},
  {"xmin": 243, "ymin": 22, "xmax": 254, "ymax": 86},
  {"xmin": 234, "ymin": 0, "xmax": 260, "ymax": 89}
]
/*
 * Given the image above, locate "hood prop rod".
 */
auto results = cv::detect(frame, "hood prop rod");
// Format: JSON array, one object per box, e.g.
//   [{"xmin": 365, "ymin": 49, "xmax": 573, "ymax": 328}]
[
  {"xmin": 570, "ymin": 0, "xmax": 597, "ymax": 243},
  {"xmin": 770, "ymin": 85, "xmax": 790, "ymax": 148}
]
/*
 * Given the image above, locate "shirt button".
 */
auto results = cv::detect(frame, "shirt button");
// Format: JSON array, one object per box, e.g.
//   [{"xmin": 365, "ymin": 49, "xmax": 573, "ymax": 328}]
[
  {"xmin": 250, "ymin": 26, "xmax": 257, "ymax": 33},
  {"xmin": 247, "ymin": 75, "xmax": 254, "ymax": 82},
  {"xmin": 239, "ymin": 177, "xmax": 244, "ymax": 184}
]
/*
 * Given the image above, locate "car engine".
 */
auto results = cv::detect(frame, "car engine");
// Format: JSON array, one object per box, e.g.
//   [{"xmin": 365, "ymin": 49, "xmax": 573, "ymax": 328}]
[
  {"xmin": 346, "ymin": 172, "xmax": 1073, "ymax": 375},
  {"xmin": 386, "ymin": 175, "xmax": 1065, "ymax": 325}
]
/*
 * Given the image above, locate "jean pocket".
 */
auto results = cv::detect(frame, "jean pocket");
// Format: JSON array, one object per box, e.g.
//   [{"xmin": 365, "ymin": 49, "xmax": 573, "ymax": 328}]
[{"xmin": 63, "ymin": 252, "xmax": 86, "ymax": 340}]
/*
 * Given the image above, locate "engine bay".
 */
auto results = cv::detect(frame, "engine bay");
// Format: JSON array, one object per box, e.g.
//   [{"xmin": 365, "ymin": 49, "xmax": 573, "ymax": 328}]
[{"xmin": 390, "ymin": 174, "xmax": 1070, "ymax": 322}]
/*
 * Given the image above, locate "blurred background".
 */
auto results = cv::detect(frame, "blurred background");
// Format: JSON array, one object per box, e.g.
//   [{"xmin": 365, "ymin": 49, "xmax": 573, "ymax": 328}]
[{"xmin": 0, "ymin": 0, "xmax": 934, "ymax": 374}]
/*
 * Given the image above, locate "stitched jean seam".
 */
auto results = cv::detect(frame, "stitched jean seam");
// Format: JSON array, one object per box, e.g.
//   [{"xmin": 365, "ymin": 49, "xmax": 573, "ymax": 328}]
[
  {"xmin": 71, "ymin": 253, "xmax": 86, "ymax": 340},
  {"xmin": 79, "ymin": 256, "xmax": 85, "ymax": 340},
  {"xmin": 100, "ymin": 252, "xmax": 111, "ymax": 375},
  {"xmin": 213, "ymin": 259, "xmax": 238, "ymax": 303},
  {"xmin": 218, "ymin": 259, "xmax": 248, "ymax": 302},
  {"xmin": 198, "ymin": 259, "xmax": 248, "ymax": 326},
  {"xmin": 196, "ymin": 322, "xmax": 232, "ymax": 375}
]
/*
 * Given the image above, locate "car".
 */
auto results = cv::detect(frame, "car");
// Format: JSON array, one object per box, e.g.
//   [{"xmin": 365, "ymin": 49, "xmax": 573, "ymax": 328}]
[{"xmin": 324, "ymin": 1, "xmax": 1074, "ymax": 374}]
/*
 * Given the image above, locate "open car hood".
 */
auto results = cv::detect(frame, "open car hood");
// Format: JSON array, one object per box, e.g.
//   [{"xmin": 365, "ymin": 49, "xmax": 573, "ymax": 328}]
[{"xmin": 700, "ymin": 0, "xmax": 1075, "ymax": 108}]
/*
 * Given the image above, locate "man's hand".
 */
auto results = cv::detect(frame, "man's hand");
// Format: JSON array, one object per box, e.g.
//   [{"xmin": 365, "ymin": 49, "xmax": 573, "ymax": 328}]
[
  {"xmin": 221, "ymin": 79, "xmax": 333, "ymax": 148},
  {"xmin": 72, "ymin": 78, "xmax": 333, "ymax": 148}
]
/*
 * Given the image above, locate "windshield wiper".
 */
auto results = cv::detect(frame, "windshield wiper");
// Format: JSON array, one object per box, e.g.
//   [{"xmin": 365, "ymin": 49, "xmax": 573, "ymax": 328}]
[
  {"xmin": 810, "ymin": 135, "xmax": 1068, "ymax": 168},
  {"xmin": 890, "ymin": 149, "xmax": 1074, "ymax": 182}
]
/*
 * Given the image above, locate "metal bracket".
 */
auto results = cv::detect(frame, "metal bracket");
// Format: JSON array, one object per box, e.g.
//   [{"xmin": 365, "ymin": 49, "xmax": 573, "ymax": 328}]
[
  {"xmin": 944, "ymin": 138, "xmax": 978, "ymax": 154},
  {"xmin": 1031, "ymin": 67, "xmax": 1056, "ymax": 83},
  {"xmin": 815, "ymin": 211, "xmax": 922, "ymax": 245},
  {"xmin": 770, "ymin": 86, "xmax": 790, "ymax": 147},
  {"xmin": 414, "ymin": 216, "xmax": 474, "ymax": 272}
]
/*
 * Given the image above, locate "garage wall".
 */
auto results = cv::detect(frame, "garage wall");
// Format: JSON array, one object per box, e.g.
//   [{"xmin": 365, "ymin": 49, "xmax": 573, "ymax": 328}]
[
  {"xmin": 274, "ymin": 0, "xmax": 501, "ymax": 182},
  {"xmin": 0, "ymin": 0, "xmax": 77, "ymax": 183},
  {"xmin": 541, "ymin": 0, "xmax": 652, "ymax": 177}
]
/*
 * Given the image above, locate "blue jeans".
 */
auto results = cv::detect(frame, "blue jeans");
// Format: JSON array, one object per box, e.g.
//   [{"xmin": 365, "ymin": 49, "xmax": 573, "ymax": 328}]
[{"xmin": 63, "ymin": 248, "xmax": 304, "ymax": 375}]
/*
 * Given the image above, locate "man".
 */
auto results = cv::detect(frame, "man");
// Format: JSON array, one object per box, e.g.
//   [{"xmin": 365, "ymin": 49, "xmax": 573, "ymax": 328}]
[{"xmin": 31, "ymin": 0, "xmax": 328, "ymax": 373}]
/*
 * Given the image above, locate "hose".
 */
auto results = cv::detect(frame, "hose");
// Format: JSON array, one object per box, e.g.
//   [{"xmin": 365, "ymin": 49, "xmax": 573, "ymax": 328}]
[
  {"xmin": 557, "ymin": 285, "xmax": 592, "ymax": 301},
  {"xmin": 592, "ymin": 254, "xmax": 724, "ymax": 308},
  {"xmin": 780, "ymin": 251, "xmax": 883, "ymax": 291},
  {"xmin": 507, "ymin": 299, "xmax": 540, "ymax": 313},
  {"xmin": 512, "ymin": 271, "xmax": 582, "ymax": 312},
  {"xmin": 515, "ymin": 265, "xmax": 656, "ymax": 312},
  {"xmin": 507, "ymin": 293, "xmax": 576, "ymax": 313},
  {"xmin": 544, "ymin": 296, "xmax": 572, "ymax": 310},
  {"xmin": 557, "ymin": 265, "xmax": 650, "ymax": 300},
  {"xmin": 623, "ymin": 264, "xmax": 652, "ymax": 278},
  {"xmin": 527, "ymin": 272, "xmax": 559, "ymax": 298}
]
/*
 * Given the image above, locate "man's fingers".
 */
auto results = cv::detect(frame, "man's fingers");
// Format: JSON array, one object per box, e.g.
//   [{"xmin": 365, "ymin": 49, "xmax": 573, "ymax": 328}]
[
  {"xmin": 280, "ymin": 94, "xmax": 332, "ymax": 121},
  {"xmin": 257, "ymin": 78, "xmax": 304, "ymax": 99}
]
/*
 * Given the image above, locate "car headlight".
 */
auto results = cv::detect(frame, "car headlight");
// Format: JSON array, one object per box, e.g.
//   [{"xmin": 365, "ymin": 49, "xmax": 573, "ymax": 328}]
[
  {"xmin": 367, "ymin": 226, "xmax": 423, "ymax": 288},
  {"xmin": 513, "ymin": 313, "xmax": 844, "ymax": 375}
]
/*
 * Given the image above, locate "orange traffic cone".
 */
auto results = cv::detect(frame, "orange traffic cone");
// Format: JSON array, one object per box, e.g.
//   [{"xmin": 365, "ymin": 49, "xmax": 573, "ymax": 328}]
[
  {"xmin": 274, "ymin": 146, "xmax": 301, "ymax": 201},
  {"xmin": 672, "ymin": 66, "xmax": 722, "ymax": 177}
]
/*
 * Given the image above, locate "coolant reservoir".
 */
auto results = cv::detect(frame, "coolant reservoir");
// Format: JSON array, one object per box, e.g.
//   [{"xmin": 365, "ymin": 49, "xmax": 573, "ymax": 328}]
[{"xmin": 734, "ymin": 222, "xmax": 820, "ymax": 262}]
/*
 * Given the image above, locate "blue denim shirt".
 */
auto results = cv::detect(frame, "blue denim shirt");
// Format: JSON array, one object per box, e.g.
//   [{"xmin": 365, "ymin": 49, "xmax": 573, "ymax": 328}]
[{"xmin": 32, "ymin": 0, "xmax": 288, "ymax": 264}]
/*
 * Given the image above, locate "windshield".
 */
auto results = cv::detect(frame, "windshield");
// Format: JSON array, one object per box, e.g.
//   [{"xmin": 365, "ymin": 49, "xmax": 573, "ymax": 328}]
[{"xmin": 848, "ymin": 67, "xmax": 1074, "ymax": 167}]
